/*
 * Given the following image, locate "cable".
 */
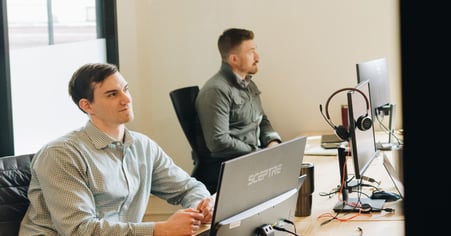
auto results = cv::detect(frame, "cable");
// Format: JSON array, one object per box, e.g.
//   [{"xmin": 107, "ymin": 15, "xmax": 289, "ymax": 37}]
[
  {"xmin": 280, "ymin": 218, "xmax": 297, "ymax": 233},
  {"xmin": 360, "ymin": 204, "xmax": 395, "ymax": 213},
  {"xmin": 375, "ymin": 113, "xmax": 404, "ymax": 146},
  {"xmin": 318, "ymin": 211, "xmax": 371, "ymax": 225},
  {"xmin": 319, "ymin": 187, "xmax": 340, "ymax": 198},
  {"xmin": 257, "ymin": 221, "xmax": 299, "ymax": 236},
  {"xmin": 347, "ymin": 175, "xmax": 381, "ymax": 188},
  {"xmin": 272, "ymin": 225, "xmax": 298, "ymax": 236},
  {"xmin": 347, "ymin": 184, "xmax": 381, "ymax": 194},
  {"xmin": 345, "ymin": 190, "xmax": 371, "ymax": 198},
  {"xmin": 345, "ymin": 175, "xmax": 382, "ymax": 192},
  {"xmin": 361, "ymin": 176, "xmax": 381, "ymax": 185},
  {"xmin": 319, "ymin": 185, "xmax": 372, "ymax": 198}
]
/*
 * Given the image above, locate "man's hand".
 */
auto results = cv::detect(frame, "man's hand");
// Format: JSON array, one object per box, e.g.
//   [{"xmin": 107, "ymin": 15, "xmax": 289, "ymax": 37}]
[
  {"xmin": 266, "ymin": 140, "xmax": 280, "ymax": 148},
  {"xmin": 154, "ymin": 208, "xmax": 204, "ymax": 236},
  {"xmin": 196, "ymin": 195, "xmax": 215, "ymax": 224}
]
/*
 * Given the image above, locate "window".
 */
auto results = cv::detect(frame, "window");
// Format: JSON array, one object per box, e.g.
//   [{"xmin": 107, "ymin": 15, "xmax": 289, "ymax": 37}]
[
  {"xmin": 0, "ymin": 0, "xmax": 118, "ymax": 156},
  {"xmin": 7, "ymin": 0, "xmax": 97, "ymax": 49}
]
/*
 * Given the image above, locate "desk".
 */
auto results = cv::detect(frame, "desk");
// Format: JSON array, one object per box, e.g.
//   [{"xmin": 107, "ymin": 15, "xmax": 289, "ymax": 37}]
[{"xmin": 144, "ymin": 138, "xmax": 405, "ymax": 235}]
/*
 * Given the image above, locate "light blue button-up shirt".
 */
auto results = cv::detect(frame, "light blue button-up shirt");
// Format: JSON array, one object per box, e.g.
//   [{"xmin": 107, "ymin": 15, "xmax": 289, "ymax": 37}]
[{"xmin": 19, "ymin": 121, "xmax": 211, "ymax": 236}]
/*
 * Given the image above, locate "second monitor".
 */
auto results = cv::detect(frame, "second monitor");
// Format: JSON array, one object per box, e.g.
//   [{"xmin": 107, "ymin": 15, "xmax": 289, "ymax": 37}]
[
  {"xmin": 348, "ymin": 80, "xmax": 378, "ymax": 180},
  {"xmin": 333, "ymin": 80, "xmax": 385, "ymax": 212},
  {"xmin": 356, "ymin": 57, "xmax": 397, "ymax": 149}
]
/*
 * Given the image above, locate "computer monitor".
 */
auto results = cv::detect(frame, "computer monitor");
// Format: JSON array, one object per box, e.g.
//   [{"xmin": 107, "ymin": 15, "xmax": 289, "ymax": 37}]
[
  {"xmin": 201, "ymin": 136, "xmax": 307, "ymax": 236},
  {"xmin": 333, "ymin": 80, "xmax": 385, "ymax": 212},
  {"xmin": 356, "ymin": 57, "xmax": 390, "ymax": 111},
  {"xmin": 356, "ymin": 57, "xmax": 396, "ymax": 148},
  {"xmin": 347, "ymin": 80, "xmax": 378, "ymax": 180}
]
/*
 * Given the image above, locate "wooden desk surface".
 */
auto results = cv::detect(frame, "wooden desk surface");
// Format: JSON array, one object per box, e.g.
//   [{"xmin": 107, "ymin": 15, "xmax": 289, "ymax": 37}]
[
  {"xmin": 145, "ymin": 137, "xmax": 405, "ymax": 235},
  {"xmin": 294, "ymin": 153, "xmax": 404, "ymax": 236}
]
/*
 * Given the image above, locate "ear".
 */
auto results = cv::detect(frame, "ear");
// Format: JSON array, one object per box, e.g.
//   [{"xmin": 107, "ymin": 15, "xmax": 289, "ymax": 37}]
[
  {"xmin": 78, "ymin": 98, "xmax": 92, "ymax": 114},
  {"xmin": 228, "ymin": 53, "xmax": 239, "ymax": 66}
]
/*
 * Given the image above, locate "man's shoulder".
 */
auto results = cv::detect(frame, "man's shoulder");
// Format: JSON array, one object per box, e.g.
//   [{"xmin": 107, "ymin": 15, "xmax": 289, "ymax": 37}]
[
  {"xmin": 41, "ymin": 129, "xmax": 83, "ymax": 147},
  {"xmin": 201, "ymin": 74, "xmax": 239, "ymax": 95},
  {"xmin": 203, "ymin": 73, "xmax": 230, "ymax": 87},
  {"xmin": 126, "ymin": 130, "xmax": 159, "ymax": 148},
  {"xmin": 127, "ymin": 130, "xmax": 152, "ymax": 142},
  {"xmin": 32, "ymin": 129, "xmax": 89, "ymax": 156}
]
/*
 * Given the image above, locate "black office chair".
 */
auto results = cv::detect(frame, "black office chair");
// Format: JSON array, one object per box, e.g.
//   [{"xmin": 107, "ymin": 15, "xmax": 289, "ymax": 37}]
[
  {"xmin": 0, "ymin": 153, "xmax": 34, "ymax": 236},
  {"xmin": 169, "ymin": 86, "xmax": 219, "ymax": 193},
  {"xmin": 169, "ymin": 85, "xmax": 200, "ymax": 162}
]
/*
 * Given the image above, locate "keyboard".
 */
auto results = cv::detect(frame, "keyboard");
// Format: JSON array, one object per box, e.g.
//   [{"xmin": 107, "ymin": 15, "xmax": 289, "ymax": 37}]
[
  {"xmin": 321, "ymin": 134, "xmax": 346, "ymax": 149},
  {"xmin": 321, "ymin": 133, "xmax": 343, "ymax": 143}
]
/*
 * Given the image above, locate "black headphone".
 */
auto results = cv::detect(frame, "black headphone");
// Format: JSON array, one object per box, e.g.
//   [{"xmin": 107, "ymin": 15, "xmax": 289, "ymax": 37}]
[{"xmin": 319, "ymin": 87, "xmax": 372, "ymax": 141}]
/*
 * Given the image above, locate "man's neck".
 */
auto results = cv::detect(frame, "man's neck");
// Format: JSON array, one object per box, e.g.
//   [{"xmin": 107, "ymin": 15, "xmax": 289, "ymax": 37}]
[
  {"xmin": 90, "ymin": 120, "xmax": 125, "ymax": 142},
  {"xmin": 107, "ymin": 128, "xmax": 125, "ymax": 142}
]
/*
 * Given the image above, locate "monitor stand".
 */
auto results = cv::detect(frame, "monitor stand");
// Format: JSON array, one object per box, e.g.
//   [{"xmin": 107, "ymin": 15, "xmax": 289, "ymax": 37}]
[
  {"xmin": 333, "ymin": 147, "xmax": 386, "ymax": 213},
  {"xmin": 376, "ymin": 104, "xmax": 396, "ymax": 150}
]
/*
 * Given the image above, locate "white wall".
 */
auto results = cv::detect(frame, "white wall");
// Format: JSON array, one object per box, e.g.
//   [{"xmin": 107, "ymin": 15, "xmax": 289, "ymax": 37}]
[{"xmin": 116, "ymin": 0, "xmax": 401, "ymax": 173}]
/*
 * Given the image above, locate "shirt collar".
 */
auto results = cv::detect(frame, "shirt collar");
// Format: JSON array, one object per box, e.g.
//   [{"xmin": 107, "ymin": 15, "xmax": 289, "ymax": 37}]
[
  {"xmin": 220, "ymin": 62, "xmax": 252, "ymax": 88},
  {"xmin": 234, "ymin": 72, "xmax": 252, "ymax": 88},
  {"xmin": 84, "ymin": 121, "xmax": 134, "ymax": 149}
]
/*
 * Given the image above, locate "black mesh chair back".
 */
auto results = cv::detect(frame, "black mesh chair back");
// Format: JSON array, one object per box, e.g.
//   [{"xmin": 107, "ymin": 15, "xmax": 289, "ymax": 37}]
[
  {"xmin": 169, "ymin": 86, "xmax": 219, "ymax": 193},
  {"xmin": 169, "ymin": 86, "xmax": 200, "ymax": 153}
]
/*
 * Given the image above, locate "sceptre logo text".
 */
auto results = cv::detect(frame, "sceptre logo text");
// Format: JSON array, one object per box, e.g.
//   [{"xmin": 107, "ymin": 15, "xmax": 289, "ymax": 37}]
[{"xmin": 248, "ymin": 164, "xmax": 283, "ymax": 185}]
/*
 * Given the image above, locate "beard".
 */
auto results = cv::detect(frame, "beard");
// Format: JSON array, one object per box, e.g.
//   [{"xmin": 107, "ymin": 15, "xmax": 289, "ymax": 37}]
[{"xmin": 248, "ymin": 64, "xmax": 258, "ymax": 75}]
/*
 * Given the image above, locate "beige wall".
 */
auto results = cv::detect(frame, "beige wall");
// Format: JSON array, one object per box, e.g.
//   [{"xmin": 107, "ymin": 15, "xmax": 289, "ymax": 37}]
[{"xmin": 116, "ymin": 0, "xmax": 401, "ymax": 174}]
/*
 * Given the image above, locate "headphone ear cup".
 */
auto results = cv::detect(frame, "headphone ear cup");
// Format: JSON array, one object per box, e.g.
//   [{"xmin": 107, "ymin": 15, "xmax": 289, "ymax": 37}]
[
  {"xmin": 334, "ymin": 125, "xmax": 350, "ymax": 141},
  {"xmin": 356, "ymin": 115, "xmax": 372, "ymax": 131}
]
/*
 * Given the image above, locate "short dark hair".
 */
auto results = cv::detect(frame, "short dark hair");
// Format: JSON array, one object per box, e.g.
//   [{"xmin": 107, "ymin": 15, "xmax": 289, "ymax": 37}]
[
  {"xmin": 68, "ymin": 63, "xmax": 118, "ymax": 113},
  {"xmin": 218, "ymin": 28, "xmax": 254, "ymax": 61}
]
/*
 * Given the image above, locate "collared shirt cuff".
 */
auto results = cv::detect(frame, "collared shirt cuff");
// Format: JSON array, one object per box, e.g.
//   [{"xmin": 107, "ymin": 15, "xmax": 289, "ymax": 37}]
[{"xmin": 134, "ymin": 222, "xmax": 154, "ymax": 236}]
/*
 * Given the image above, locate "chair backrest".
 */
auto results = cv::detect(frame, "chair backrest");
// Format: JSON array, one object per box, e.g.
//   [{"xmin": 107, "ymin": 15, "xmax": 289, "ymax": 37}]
[
  {"xmin": 0, "ymin": 153, "xmax": 34, "ymax": 236},
  {"xmin": 169, "ymin": 86, "xmax": 200, "ymax": 153}
]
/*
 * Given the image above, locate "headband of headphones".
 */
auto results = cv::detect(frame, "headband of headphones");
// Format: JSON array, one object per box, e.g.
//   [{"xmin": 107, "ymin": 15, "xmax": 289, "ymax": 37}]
[
  {"xmin": 324, "ymin": 87, "xmax": 370, "ymax": 122},
  {"xmin": 319, "ymin": 87, "xmax": 372, "ymax": 140}
]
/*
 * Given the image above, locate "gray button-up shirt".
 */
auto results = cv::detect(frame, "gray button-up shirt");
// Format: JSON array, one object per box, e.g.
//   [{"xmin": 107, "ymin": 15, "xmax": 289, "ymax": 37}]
[
  {"xmin": 20, "ymin": 121, "xmax": 210, "ymax": 236},
  {"xmin": 196, "ymin": 62, "xmax": 282, "ymax": 159}
]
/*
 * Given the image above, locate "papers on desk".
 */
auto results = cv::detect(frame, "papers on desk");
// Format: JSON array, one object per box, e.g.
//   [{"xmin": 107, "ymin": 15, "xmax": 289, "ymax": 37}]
[
  {"xmin": 304, "ymin": 131, "xmax": 399, "ymax": 156},
  {"xmin": 304, "ymin": 135, "xmax": 341, "ymax": 156}
]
